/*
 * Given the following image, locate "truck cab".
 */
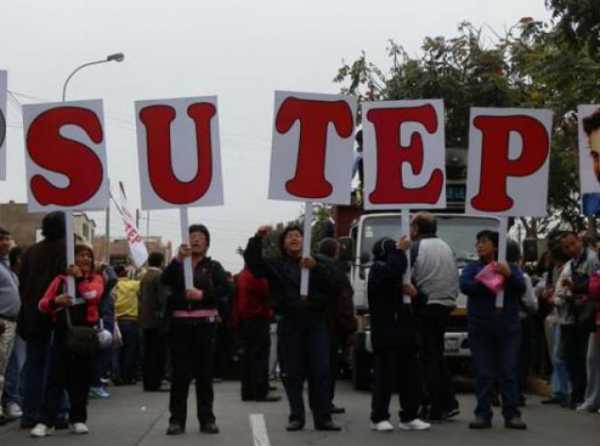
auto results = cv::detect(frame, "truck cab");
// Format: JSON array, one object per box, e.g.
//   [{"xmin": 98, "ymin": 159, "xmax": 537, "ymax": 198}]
[{"xmin": 347, "ymin": 212, "xmax": 499, "ymax": 390}]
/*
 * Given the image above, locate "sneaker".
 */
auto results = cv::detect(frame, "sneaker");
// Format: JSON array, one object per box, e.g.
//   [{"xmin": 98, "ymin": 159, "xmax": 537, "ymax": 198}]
[
  {"xmin": 370, "ymin": 420, "xmax": 394, "ymax": 432},
  {"xmin": 6, "ymin": 402, "xmax": 23, "ymax": 419},
  {"xmin": 398, "ymin": 419, "xmax": 431, "ymax": 431},
  {"xmin": 70, "ymin": 422, "xmax": 89, "ymax": 435},
  {"xmin": 89, "ymin": 387, "xmax": 110, "ymax": 399},
  {"xmin": 576, "ymin": 403, "xmax": 595, "ymax": 413},
  {"xmin": 31, "ymin": 423, "xmax": 54, "ymax": 438}
]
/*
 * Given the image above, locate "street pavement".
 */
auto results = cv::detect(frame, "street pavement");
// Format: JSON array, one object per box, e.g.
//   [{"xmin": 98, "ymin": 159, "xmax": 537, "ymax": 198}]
[{"xmin": 1, "ymin": 380, "xmax": 598, "ymax": 446}]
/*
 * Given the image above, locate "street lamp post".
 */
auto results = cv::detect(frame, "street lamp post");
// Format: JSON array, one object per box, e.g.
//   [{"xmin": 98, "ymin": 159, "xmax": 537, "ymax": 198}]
[{"xmin": 61, "ymin": 53, "xmax": 124, "ymax": 294}]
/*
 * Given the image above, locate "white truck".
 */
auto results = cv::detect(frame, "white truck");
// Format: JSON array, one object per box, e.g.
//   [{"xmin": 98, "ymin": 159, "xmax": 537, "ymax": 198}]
[{"xmin": 347, "ymin": 212, "xmax": 499, "ymax": 390}]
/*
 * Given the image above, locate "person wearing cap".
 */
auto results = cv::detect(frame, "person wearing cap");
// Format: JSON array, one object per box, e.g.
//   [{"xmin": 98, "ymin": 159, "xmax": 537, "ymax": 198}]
[
  {"xmin": 31, "ymin": 244, "xmax": 104, "ymax": 437},
  {"xmin": 161, "ymin": 224, "xmax": 232, "ymax": 436},
  {"xmin": 244, "ymin": 224, "xmax": 343, "ymax": 432}
]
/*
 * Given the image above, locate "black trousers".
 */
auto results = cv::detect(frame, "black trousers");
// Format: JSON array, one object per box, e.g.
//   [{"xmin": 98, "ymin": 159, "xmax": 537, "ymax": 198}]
[
  {"xmin": 371, "ymin": 348, "xmax": 420, "ymax": 423},
  {"xmin": 278, "ymin": 316, "xmax": 331, "ymax": 426},
  {"xmin": 168, "ymin": 320, "xmax": 217, "ymax": 427},
  {"xmin": 41, "ymin": 334, "xmax": 94, "ymax": 427},
  {"xmin": 240, "ymin": 319, "xmax": 271, "ymax": 400},
  {"xmin": 561, "ymin": 324, "xmax": 588, "ymax": 404},
  {"xmin": 143, "ymin": 327, "xmax": 167, "ymax": 391},
  {"xmin": 329, "ymin": 334, "xmax": 343, "ymax": 409},
  {"xmin": 419, "ymin": 304, "xmax": 458, "ymax": 417}
]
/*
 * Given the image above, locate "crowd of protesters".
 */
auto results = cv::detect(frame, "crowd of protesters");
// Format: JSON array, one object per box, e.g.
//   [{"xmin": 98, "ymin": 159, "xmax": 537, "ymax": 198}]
[{"xmin": 0, "ymin": 210, "xmax": 599, "ymax": 439}]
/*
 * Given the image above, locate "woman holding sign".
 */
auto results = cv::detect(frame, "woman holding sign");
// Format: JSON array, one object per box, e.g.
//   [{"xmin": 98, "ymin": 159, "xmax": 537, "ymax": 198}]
[
  {"xmin": 244, "ymin": 224, "xmax": 342, "ymax": 432},
  {"xmin": 31, "ymin": 244, "xmax": 104, "ymax": 438},
  {"xmin": 459, "ymin": 231, "xmax": 527, "ymax": 430},
  {"xmin": 161, "ymin": 224, "xmax": 232, "ymax": 436}
]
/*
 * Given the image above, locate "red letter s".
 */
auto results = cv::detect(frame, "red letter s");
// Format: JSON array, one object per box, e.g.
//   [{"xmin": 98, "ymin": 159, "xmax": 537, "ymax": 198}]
[{"xmin": 27, "ymin": 107, "xmax": 104, "ymax": 206}]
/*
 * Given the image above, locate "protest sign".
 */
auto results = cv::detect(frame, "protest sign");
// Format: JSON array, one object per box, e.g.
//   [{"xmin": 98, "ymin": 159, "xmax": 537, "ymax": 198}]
[
  {"xmin": 269, "ymin": 91, "xmax": 356, "ymax": 294},
  {"xmin": 135, "ymin": 96, "xmax": 223, "ymax": 288},
  {"xmin": 465, "ymin": 107, "xmax": 553, "ymax": 306}
]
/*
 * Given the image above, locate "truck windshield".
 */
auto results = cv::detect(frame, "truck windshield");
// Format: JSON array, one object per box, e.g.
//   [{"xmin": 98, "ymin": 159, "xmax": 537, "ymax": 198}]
[{"xmin": 360, "ymin": 215, "xmax": 499, "ymax": 267}]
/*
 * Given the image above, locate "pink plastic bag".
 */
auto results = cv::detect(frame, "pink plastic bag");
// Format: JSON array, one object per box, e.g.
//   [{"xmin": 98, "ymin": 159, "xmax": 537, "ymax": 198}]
[
  {"xmin": 475, "ymin": 262, "xmax": 505, "ymax": 294},
  {"xmin": 588, "ymin": 272, "xmax": 600, "ymax": 298}
]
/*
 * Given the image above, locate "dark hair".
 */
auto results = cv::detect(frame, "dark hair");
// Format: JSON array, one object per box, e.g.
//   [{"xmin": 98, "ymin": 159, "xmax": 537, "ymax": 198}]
[
  {"xmin": 114, "ymin": 264, "xmax": 127, "ymax": 277},
  {"xmin": 583, "ymin": 108, "xmax": 600, "ymax": 136},
  {"xmin": 189, "ymin": 224, "xmax": 210, "ymax": 247},
  {"xmin": 372, "ymin": 237, "xmax": 396, "ymax": 261},
  {"xmin": 476, "ymin": 230, "xmax": 499, "ymax": 249},
  {"xmin": 318, "ymin": 238, "xmax": 339, "ymax": 259},
  {"xmin": 411, "ymin": 212, "xmax": 437, "ymax": 236},
  {"xmin": 279, "ymin": 224, "xmax": 303, "ymax": 253},
  {"xmin": 41, "ymin": 211, "xmax": 66, "ymax": 241},
  {"xmin": 8, "ymin": 246, "xmax": 22, "ymax": 269},
  {"xmin": 0, "ymin": 226, "xmax": 9, "ymax": 237},
  {"xmin": 147, "ymin": 251, "xmax": 164, "ymax": 268},
  {"xmin": 74, "ymin": 244, "xmax": 95, "ymax": 267},
  {"xmin": 506, "ymin": 239, "xmax": 521, "ymax": 263},
  {"xmin": 559, "ymin": 231, "xmax": 578, "ymax": 241}
]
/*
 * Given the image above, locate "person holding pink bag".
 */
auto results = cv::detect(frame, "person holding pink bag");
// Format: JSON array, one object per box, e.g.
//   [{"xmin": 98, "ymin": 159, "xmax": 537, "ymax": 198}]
[{"xmin": 459, "ymin": 230, "xmax": 527, "ymax": 431}]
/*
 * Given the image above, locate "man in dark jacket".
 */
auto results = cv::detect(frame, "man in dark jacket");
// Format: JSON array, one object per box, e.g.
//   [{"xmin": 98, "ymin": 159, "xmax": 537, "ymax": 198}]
[
  {"xmin": 18, "ymin": 212, "xmax": 69, "ymax": 428},
  {"xmin": 368, "ymin": 237, "xmax": 431, "ymax": 432},
  {"xmin": 161, "ymin": 224, "xmax": 232, "ymax": 436},
  {"xmin": 317, "ymin": 238, "xmax": 356, "ymax": 415},
  {"xmin": 459, "ymin": 230, "xmax": 527, "ymax": 430},
  {"xmin": 244, "ymin": 224, "xmax": 342, "ymax": 432},
  {"xmin": 139, "ymin": 252, "xmax": 167, "ymax": 392}
]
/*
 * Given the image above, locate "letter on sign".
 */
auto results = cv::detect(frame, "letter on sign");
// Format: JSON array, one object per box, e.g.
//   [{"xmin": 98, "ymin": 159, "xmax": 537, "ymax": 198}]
[
  {"xmin": 269, "ymin": 91, "xmax": 356, "ymax": 204},
  {"xmin": 135, "ymin": 96, "xmax": 224, "ymax": 209},
  {"xmin": 362, "ymin": 99, "xmax": 446, "ymax": 209},
  {"xmin": 23, "ymin": 100, "xmax": 109, "ymax": 212},
  {"xmin": 465, "ymin": 108, "xmax": 553, "ymax": 216}
]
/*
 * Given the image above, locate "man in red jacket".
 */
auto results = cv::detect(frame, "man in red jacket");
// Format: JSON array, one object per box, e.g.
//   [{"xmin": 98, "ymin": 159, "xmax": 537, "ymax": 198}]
[{"xmin": 236, "ymin": 265, "xmax": 280, "ymax": 402}]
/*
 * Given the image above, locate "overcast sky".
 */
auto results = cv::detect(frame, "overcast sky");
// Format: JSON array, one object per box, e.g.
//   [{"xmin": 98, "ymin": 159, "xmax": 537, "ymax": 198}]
[{"xmin": 1, "ymin": 0, "xmax": 550, "ymax": 272}]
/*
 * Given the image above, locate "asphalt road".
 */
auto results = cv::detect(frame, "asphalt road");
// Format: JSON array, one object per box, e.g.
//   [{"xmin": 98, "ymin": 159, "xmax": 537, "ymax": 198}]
[{"xmin": 1, "ymin": 380, "xmax": 598, "ymax": 446}]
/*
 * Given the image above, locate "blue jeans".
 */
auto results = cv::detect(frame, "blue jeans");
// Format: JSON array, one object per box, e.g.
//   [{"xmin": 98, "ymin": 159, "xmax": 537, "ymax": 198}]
[
  {"xmin": 551, "ymin": 324, "xmax": 570, "ymax": 399},
  {"xmin": 21, "ymin": 334, "xmax": 69, "ymax": 424},
  {"xmin": 468, "ymin": 317, "xmax": 521, "ymax": 421},
  {"xmin": 277, "ymin": 316, "xmax": 331, "ymax": 426},
  {"xmin": 2, "ymin": 335, "xmax": 25, "ymax": 406}
]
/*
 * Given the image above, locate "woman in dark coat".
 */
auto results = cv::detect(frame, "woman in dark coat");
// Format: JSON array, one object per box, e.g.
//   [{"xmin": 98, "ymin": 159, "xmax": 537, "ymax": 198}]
[{"xmin": 367, "ymin": 237, "xmax": 430, "ymax": 432}]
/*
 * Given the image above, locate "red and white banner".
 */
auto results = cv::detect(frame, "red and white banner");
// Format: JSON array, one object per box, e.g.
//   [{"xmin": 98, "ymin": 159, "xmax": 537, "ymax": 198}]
[
  {"xmin": 0, "ymin": 70, "xmax": 7, "ymax": 181},
  {"xmin": 465, "ymin": 107, "xmax": 553, "ymax": 217},
  {"xmin": 22, "ymin": 99, "xmax": 109, "ymax": 212},
  {"xmin": 268, "ymin": 91, "xmax": 356, "ymax": 205},
  {"xmin": 135, "ymin": 96, "xmax": 224, "ymax": 210},
  {"xmin": 362, "ymin": 99, "xmax": 446, "ymax": 210},
  {"xmin": 115, "ymin": 182, "xmax": 148, "ymax": 268}
]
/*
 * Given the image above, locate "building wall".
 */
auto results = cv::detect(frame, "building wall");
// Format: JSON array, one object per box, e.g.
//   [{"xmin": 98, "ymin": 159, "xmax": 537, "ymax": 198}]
[{"xmin": 0, "ymin": 202, "xmax": 95, "ymax": 248}]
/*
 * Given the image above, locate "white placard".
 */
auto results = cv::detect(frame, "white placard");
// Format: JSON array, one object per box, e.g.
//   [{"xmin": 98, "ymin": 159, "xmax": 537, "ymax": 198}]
[
  {"xmin": 0, "ymin": 70, "xmax": 7, "ymax": 181},
  {"xmin": 362, "ymin": 99, "xmax": 447, "ymax": 210},
  {"xmin": 268, "ymin": 91, "xmax": 356, "ymax": 205},
  {"xmin": 465, "ymin": 107, "xmax": 553, "ymax": 217},
  {"xmin": 135, "ymin": 96, "xmax": 224, "ymax": 210},
  {"xmin": 23, "ymin": 99, "xmax": 109, "ymax": 212},
  {"xmin": 578, "ymin": 105, "xmax": 600, "ymax": 216}
]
